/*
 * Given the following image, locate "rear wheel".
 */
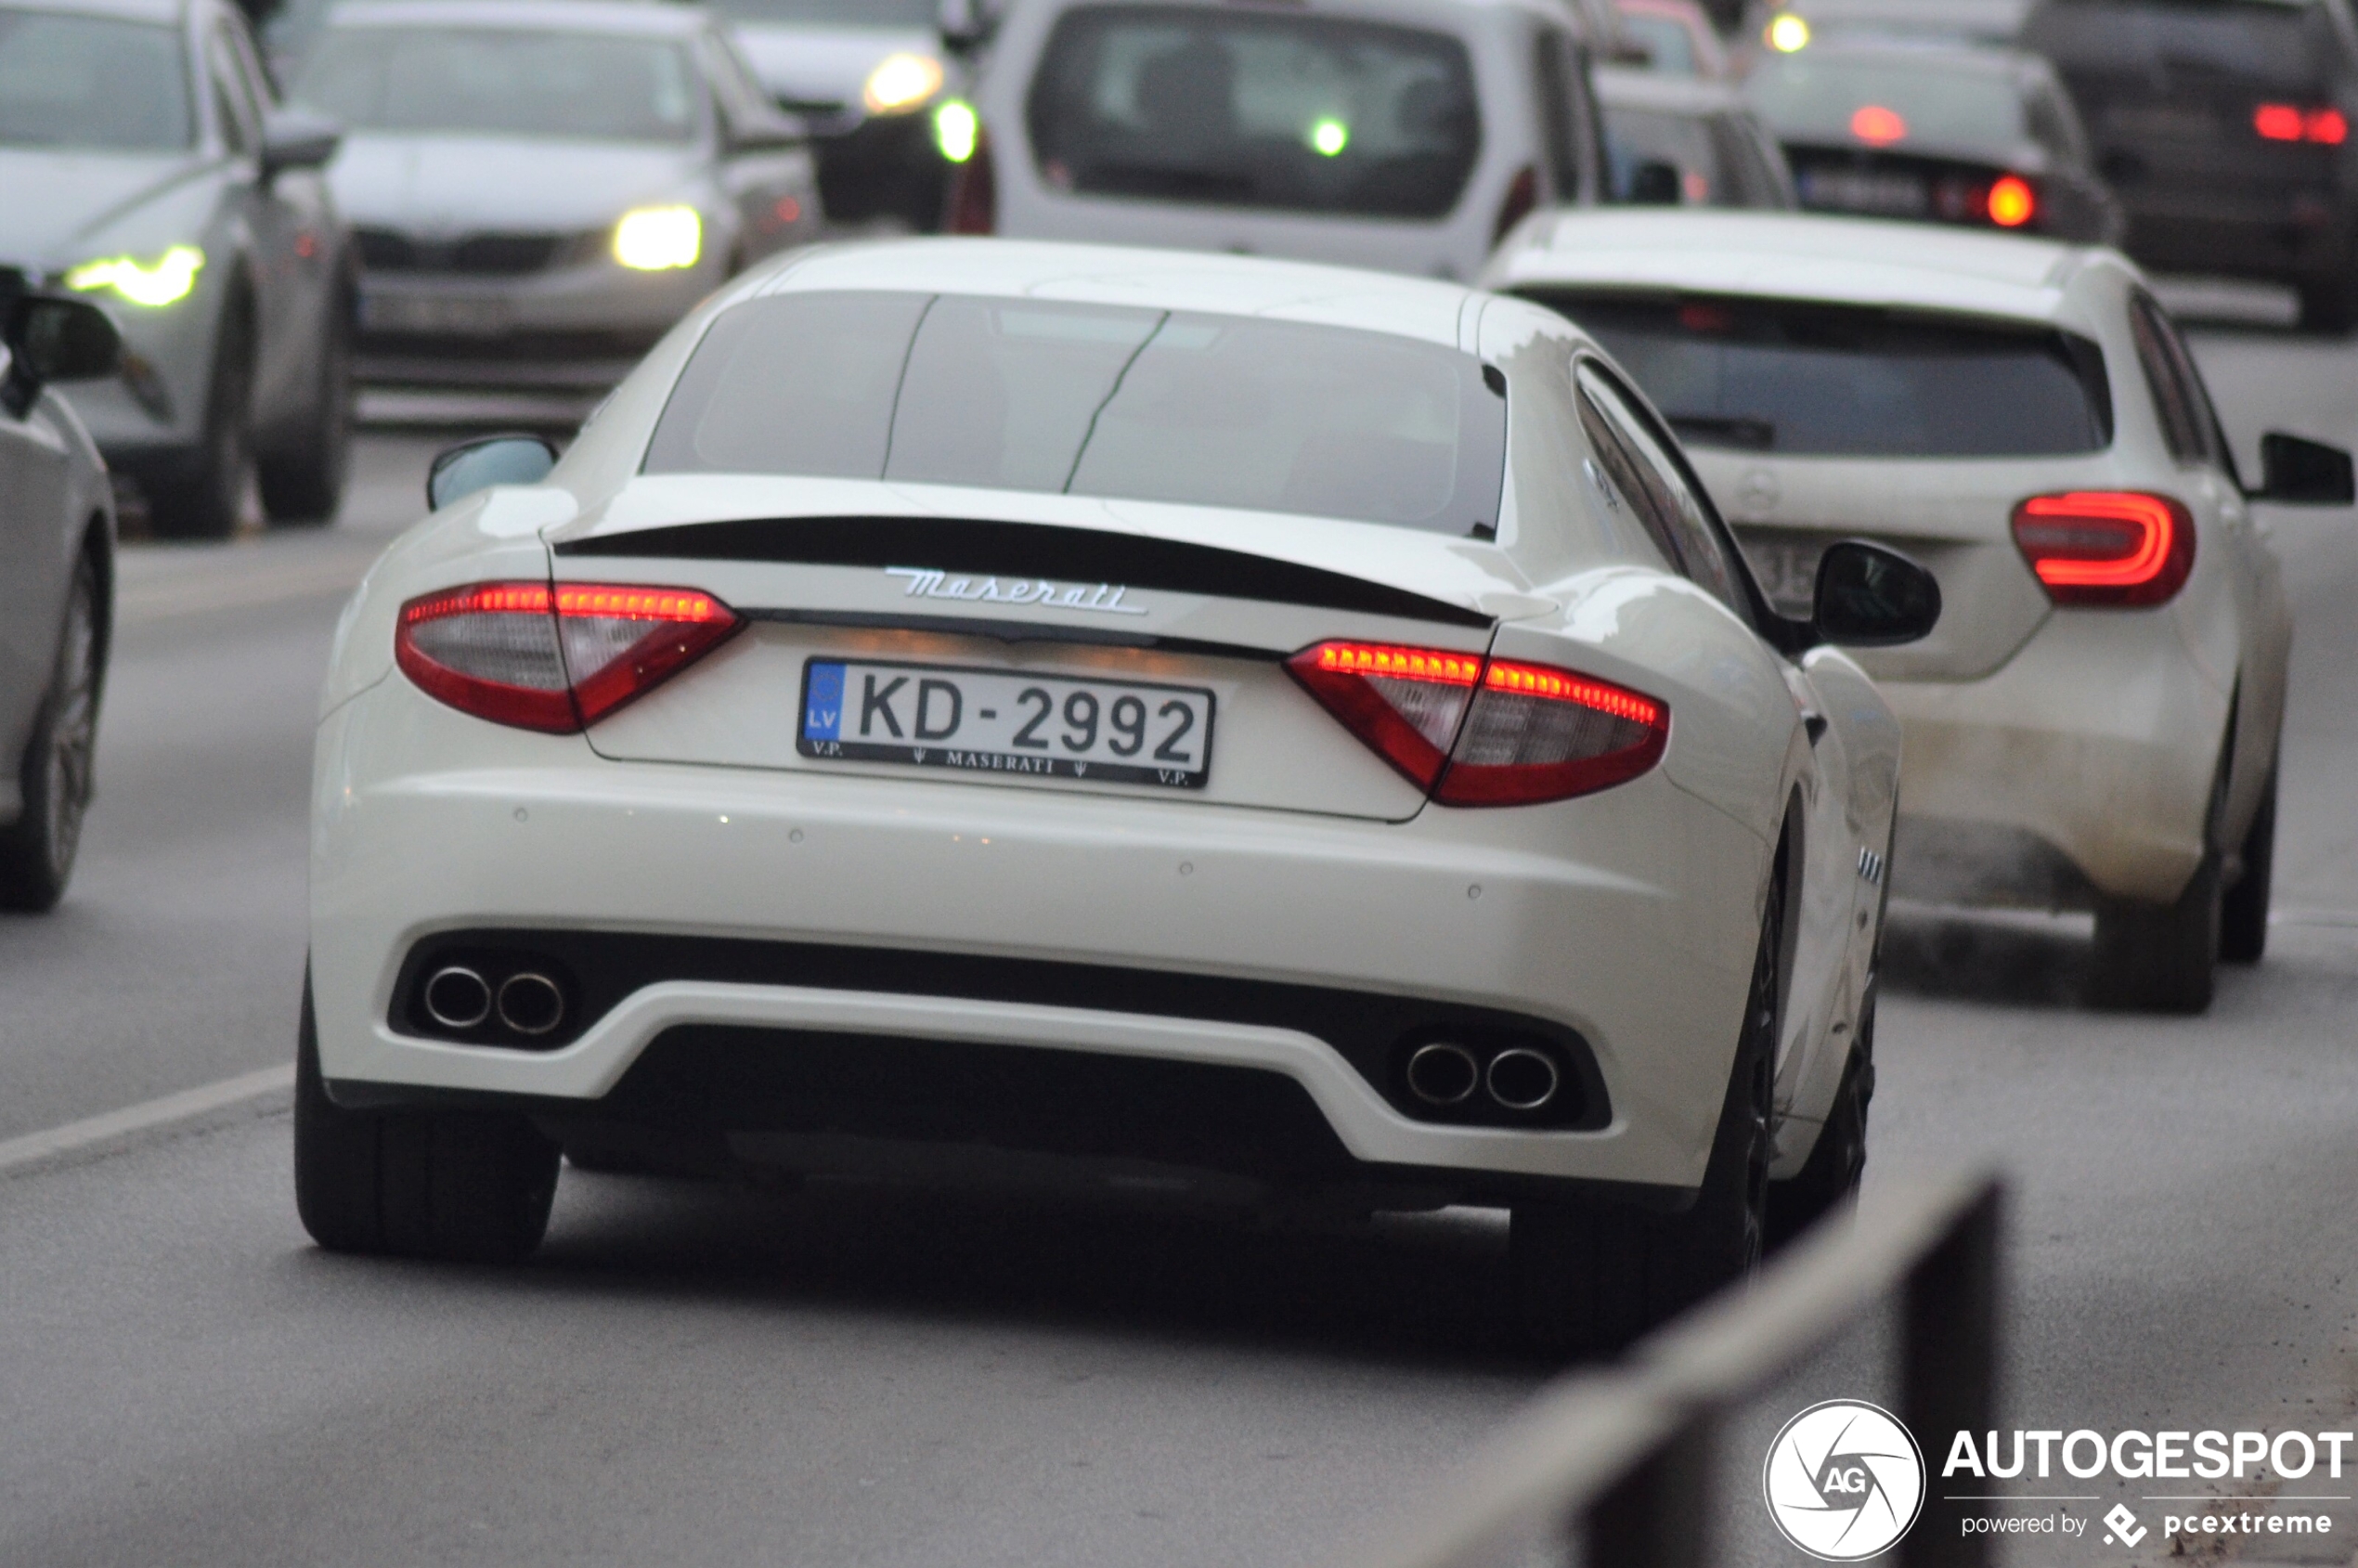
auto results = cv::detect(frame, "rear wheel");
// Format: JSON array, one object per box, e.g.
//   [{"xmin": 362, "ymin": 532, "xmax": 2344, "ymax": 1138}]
[
  {"xmin": 2298, "ymin": 275, "xmax": 2356, "ymax": 336},
  {"xmin": 2090, "ymin": 857, "xmax": 2220, "ymax": 1013},
  {"xmin": 1511, "ymin": 863, "xmax": 1781, "ymax": 1358},
  {"xmin": 256, "ymin": 292, "xmax": 353, "ymax": 525},
  {"xmin": 2220, "ymin": 762, "xmax": 2277, "ymax": 965},
  {"xmin": 148, "ymin": 302, "xmax": 253, "ymax": 541},
  {"xmin": 294, "ymin": 975, "xmax": 560, "ymax": 1263},
  {"xmin": 0, "ymin": 550, "xmax": 102, "ymax": 912}
]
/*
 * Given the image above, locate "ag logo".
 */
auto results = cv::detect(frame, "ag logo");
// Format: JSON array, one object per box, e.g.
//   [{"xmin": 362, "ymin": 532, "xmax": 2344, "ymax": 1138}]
[{"xmin": 1763, "ymin": 1399, "xmax": 1926, "ymax": 1561}]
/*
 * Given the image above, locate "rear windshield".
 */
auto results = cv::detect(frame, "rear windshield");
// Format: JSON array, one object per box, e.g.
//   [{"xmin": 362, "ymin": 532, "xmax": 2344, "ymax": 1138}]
[
  {"xmin": 1533, "ymin": 293, "xmax": 2111, "ymax": 457},
  {"xmin": 292, "ymin": 29, "xmax": 701, "ymax": 143},
  {"xmin": 1747, "ymin": 54, "xmax": 2026, "ymax": 151},
  {"xmin": 0, "ymin": 11, "xmax": 188, "ymax": 151},
  {"xmin": 1024, "ymin": 6, "xmax": 1482, "ymax": 220},
  {"xmin": 645, "ymin": 292, "xmax": 1508, "ymax": 532},
  {"xmin": 2024, "ymin": 0, "xmax": 2345, "ymax": 93},
  {"xmin": 703, "ymin": 0, "xmax": 940, "ymax": 22}
]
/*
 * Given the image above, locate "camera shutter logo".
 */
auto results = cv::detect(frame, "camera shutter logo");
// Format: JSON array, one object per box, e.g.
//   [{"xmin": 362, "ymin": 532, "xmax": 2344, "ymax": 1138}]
[{"xmin": 1763, "ymin": 1399, "xmax": 1926, "ymax": 1561}]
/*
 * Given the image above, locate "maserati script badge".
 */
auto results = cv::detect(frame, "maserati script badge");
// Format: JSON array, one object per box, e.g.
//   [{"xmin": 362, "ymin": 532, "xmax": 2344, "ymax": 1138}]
[{"xmin": 886, "ymin": 566, "xmax": 1148, "ymax": 616}]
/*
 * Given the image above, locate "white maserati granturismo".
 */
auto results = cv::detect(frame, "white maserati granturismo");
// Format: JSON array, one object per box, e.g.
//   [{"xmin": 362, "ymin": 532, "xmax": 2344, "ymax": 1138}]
[
  {"xmin": 1484, "ymin": 210, "xmax": 2356, "ymax": 1014},
  {"xmin": 298, "ymin": 240, "xmax": 1938, "ymax": 1353}
]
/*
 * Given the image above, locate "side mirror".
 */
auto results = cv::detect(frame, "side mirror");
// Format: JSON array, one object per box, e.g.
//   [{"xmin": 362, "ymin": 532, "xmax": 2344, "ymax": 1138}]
[
  {"xmin": 428, "ymin": 433, "xmax": 558, "ymax": 510},
  {"xmin": 2252, "ymin": 431, "xmax": 2355, "ymax": 506},
  {"xmin": 1814, "ymin": 538, "xmax": 1941, "ymax": 647},
  {"xmin": 260, "ymin": 108, "xmax": 341, "ymax": 182},
  {"xmin": 1626, "ymin": 160, "xmax": 1683, "ymax": 205},
  {"xmin": 726, "ymin": 108, "xmax": 809, "ymax": 154},
  {"xmin": 2, "ymin": 294, "xmax": 122, "ymax": 416},
  {"xmin": 939, "ymin": 0, "xmax": 990, "ymax": 53}
]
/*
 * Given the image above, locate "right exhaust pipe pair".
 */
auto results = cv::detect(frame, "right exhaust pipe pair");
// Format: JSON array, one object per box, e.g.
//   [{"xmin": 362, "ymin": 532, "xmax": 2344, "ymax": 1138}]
[
  {"xmin": 1405, "ymin": 1041, "xmax": 1560, "ymax": 1112},
  {"xmin": 422, "ymin": 965, "xmax": 565, "ymax": 1037}
]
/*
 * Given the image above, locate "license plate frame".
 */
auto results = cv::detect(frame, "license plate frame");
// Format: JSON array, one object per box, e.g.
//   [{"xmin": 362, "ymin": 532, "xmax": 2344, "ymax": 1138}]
[
  {"xmin": 359, "ymin": 291, "xmax": 513, "ymax": 337},
  {"xmin": 797, "ymin": 658, "xmax": 1215, "ymax": 790}
]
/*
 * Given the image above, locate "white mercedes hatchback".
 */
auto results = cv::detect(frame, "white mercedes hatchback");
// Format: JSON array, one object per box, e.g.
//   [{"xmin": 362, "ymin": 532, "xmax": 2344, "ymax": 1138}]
[
  {"xmin": 298, "ymin": 239, "xmax": 1938, "ymax": 1353},
  {"xmin": 1485, "ymin": 209, "xmax": 2356, "ymax": 1012}
]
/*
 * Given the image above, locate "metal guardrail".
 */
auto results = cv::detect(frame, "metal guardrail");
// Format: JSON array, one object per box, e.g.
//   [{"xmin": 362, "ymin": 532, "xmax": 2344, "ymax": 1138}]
[{"xmin": 1337, "ymin": 1173, "xmax": 2004, "ymax": 1568}]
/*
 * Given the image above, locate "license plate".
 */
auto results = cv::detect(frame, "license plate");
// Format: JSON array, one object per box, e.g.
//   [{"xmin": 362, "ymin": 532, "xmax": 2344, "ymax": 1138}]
[
  {"xmin": 798, "ymin": 659, "xmax": 1214, "ymax": 789},
  {"xmin": 359, "ymin": 292, "xmax": 512, "ymax": 336},
  {"xmin": 1799, "ymin": 167, "xmax": 1929, "ymax": 217}
]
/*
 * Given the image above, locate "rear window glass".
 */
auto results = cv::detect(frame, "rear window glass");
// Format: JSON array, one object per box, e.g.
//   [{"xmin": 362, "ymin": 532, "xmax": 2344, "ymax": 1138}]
[
  {"xmin": 0, "ymin": 12, "xmax": 189, "ymax": 151},
  {"xmin": 1024, "ymin": 6, "xmax": 1482, "ymax": 220},
  {"xmin": 646, "ymin": 292, "xmax": 1508, "ymax": 532},
  {"xmin": 1531, "ymin": 293, "xmax": 2111, "ymax": 457},
  {"xmin": 1746, "ymin": 54, "xmax": 2026, "ymax": 152},
  {"xmin": 2025, "ymin": 0, "xmax": 2344, "ymax": 94}
]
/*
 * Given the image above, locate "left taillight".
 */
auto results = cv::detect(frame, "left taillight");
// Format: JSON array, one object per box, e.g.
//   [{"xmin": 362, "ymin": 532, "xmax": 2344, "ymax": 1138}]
[
  {"xmin": 2011, "ymin": 491, "xmax": 2195, "ymax": 607},
  {"xmin": 1286, "ymin": 641, "xmax": 1669, "ymax": 808},
  {"xmin": 395, "ymin": 580, "xmax": 741, "ymax": 732}
]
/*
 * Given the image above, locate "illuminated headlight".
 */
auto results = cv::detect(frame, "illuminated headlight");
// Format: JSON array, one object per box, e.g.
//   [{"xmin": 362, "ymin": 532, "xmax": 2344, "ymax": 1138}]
[
  {"xmin": 613, "ymin": 206, "xmax": 702, "ymax": 271},
  {"xmin": 864, "ymin": 52, "xmax": 944, "ymax": 115},
  {"xmin": 934, "ymin": 98, "xmax": 978, "ymax": 162},
  {"xmin": 65, "ymin": 244, "xmax": 203, "ymax": 307},
  {"xmin": 1766, "ymin": 13, "xmax": 1809, "ymax": 51}
]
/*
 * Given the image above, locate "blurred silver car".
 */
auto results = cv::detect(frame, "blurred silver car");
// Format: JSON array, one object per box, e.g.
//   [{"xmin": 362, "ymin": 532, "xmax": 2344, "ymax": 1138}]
[
  {"xmin": 0, "ymin": 0, "xmax": 351, "ymax": 538},
  {"xmin": 0, "ymin": 290, "xmax": 122, "ymax": 909},
  {"xmin": 290, "ymin": 0, "xmax": 821, "ymax": 393},
  {"xmin": 1600, "ymin": 67, "xmax": 1795, "ymax": 206},
  {"xmin": 956, "ymin": 0, "xmax": 1612, "ymax": 280}
]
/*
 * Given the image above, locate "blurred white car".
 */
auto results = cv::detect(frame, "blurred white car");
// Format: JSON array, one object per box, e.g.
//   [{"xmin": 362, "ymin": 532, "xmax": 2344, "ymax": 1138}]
[
  {"xmin": 1598, "ymin": 67, "xmax": 1795, "ymax": 207},
  {"xmin": 296, "ymin": 239, "xmax": 1941, "ymax": 1354},
  {"xmin": 947, "ymin": 0, "xmax": 1610, "ymax": 279},
  {"xmin": 1487, "ymin": 209, "xmax": 2355, "ymax": 1010},
  {"xmin": 290, "ymin": 0, "xmax": 820, "ymax": 393}
]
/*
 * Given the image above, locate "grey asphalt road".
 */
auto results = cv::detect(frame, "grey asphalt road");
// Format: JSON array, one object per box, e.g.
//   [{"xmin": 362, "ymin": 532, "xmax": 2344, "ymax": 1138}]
[{"xmin": 0, "ymin": 318, "xmax": 2353, "ymax": 1567}]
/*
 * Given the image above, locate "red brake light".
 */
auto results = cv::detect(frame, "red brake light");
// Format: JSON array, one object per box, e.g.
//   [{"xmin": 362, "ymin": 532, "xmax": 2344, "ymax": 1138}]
[
  {"xmin": 2256, "ymin": 103, "xmax": 2305, "ymax": 140},
  {"xmin": 945, "ymin": 130, "xmax": 996, "ymax": 234},
  {"xmin": 1987, "ymin": 175, "xmax": 2036, "ymax": 227},
  {"xmin": 1286, "ymin": 641, "xmax": 1668, "ymax": 807},
  {"xmin": 395, "ymin": 579, "xmax": 741, "ymax": 732},
  {"xmin": 1850, "ymin": 104, "xmax": 1907, "ymax": 145},
  {"xmin": 2011, "ymin": 492, "xmax": 2195, "ymax": 607},
  {"xmin": 2308, "ymin": 108, "xmax": 2350, "ymax": 144},
  {"xmin": 2255, "ymin": 103, "xmax": 2346, "ymax": 143},
  {"xmin": 1494, "ymin": 163, "xmax": 1540, "ymax": 246}
]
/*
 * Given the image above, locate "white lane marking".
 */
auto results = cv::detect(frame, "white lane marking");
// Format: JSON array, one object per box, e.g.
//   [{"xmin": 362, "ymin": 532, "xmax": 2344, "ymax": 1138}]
[{"xmin": 0, "ymin": 1064, "xmax": 292, "ymax": 1175}]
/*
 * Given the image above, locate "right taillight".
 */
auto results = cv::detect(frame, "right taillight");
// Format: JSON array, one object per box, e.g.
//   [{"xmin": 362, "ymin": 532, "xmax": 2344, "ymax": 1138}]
[
  {"xmin": 395, "ymin": 579, "xmax": 741, "ymax": 732},
  {"xmin": 2011, "ymin": 491, "xmax": 2195, "ymax": 607},
  {"xmin": 1286, "ymin": 641, "xmax": 1668, "ymax": 807}
]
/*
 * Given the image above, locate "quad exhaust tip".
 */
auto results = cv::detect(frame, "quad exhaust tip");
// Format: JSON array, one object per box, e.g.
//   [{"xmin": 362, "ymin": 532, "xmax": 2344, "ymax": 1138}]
[
  {"xmin": 1485, "ymin": 1047, "xmax": 1560, "ymax": 1111},
  {"xmin": 1406, "ymin": 1042, "xmax": 1480, "ymax": 1106},
  {"xmin": 496, "ymin": 972, "xmax": 565, "ymax": 1037},
  {"xmin": 422, "ymin": 965, "xmax": 492, "ymax": 1030}
]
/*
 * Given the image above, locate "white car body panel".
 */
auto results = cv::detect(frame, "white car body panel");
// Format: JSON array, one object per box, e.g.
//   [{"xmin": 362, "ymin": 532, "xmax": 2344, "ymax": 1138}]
[{"xmin": 312, "ymin": 240, "xmax": 1901, "ymax": 1199}]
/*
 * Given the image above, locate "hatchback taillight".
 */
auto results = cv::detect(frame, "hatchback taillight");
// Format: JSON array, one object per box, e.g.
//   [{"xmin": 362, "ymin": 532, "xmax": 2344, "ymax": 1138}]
[
  {"xmin": 395, "ymin": 580, "xmax": 741, "ymax": 732},
  {"xmin": 2011, "ymin": 491, "xmax": 2195, "ymax": 607},
  {"xmin": 1286, "ymin": 641, "xmax": 1668, "ymax": 807}
]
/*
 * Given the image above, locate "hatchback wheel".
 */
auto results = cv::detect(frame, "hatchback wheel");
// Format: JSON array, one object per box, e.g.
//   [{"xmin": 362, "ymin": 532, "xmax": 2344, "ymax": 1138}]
[
  {"xmin": 1512, "ymin": 862, "xmax": 1782, "ymax": 1357},
  {"xmin": 2091, "ymin": 856, "xmax": 2221, "ymax": 1013},
  {"xmin": 294, "ymin": 975, "xmax": 560, "ymax": 1263},
  {"xmin": 2220, "ymin": 762, "xmax": 2277, "ymax": 965},
  {"xmin": 0, "ymin": 551, "xmax": 102, "ymax": 911},
  {"xmin": 257, "ymin": 293, "xmax": 353, "ymax": 525},
  {"xmin": 148, "ymin": 304, "xmax": 253, "ymax": 540}
]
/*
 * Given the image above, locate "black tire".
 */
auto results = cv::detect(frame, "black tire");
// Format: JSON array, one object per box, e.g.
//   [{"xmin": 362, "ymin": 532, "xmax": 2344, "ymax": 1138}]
[
  {"xmin": 2090, "ymin": 856, "xmax": 2221, "ymax": 1013},
  {"xmin": 2298, "ymin": 276, "xmax": 2356, "ymax": 336},
  {"xmin": 294, "ymin": 974, "xmax": 560, "ymax": 1263},
  {"xmin": 148, "ymin": 300, "xmax": 254, "ymax": 540},
  {"xmin": 0, "ymin": 550, "xmax": 103, "ymax": 912},
  {"xmin": 1764, "ymin": 978, "xmax": 1874, "ymax": 1253},
  {"xmin": 256, "ymin": 291, "xmax": 353, "ymax": 525},
  {"xmin": 2220, "ymin": 763, "xmax": 2277, "ymax": 965},
  {"xmin": 1511, "ymin": 862, "xmax": 1782, "ymax": 1358}
]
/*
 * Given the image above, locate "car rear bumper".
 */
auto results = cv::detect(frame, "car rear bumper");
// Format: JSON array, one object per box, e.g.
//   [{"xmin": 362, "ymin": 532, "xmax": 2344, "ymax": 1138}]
[
  {"xmin": 2120, "ymin": 195, "xmax": 2355, "ymax": 285},
  {"xmin": 1881, "ymin": 611, "xmax": 2227, "ymax": 907},
  {"xmin": 310, "ymin": 675, "xmax": 1773, "ymax": 1198}
]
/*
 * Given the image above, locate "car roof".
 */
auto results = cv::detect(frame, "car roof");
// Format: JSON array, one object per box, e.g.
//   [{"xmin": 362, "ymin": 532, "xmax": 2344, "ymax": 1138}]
[
  {"xmin": 1488, "ymin": 209, "xmax": 2105, "ymax": 324},
  {"xmin": 326, "ymin": 0, "xmax": 713, "ymax": 34},
  {"xmin": 1016, "ymin": 0, "xmax": 1575, "ymax": 30},
  {"xmin": 746, "ymin": 238, "xmax": 1486, "ymax": 349},
  {"xmin": 0, "ymin": 0, "xmax": 188, "ymax": 25},
  {"xmin": 1755, "ymin": 34, "xmax": 2049, "ymax": 84},
  {"xmin": 1596, "ymin": 64, "xmax": 1749, "ymax": 112}
]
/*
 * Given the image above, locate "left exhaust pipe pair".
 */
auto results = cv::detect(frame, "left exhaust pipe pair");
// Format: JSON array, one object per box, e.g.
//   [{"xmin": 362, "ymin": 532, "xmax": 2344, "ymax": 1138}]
[
  {"xmin": 1405, "ymin": 1042, "xmax": 1560, "ymax": 1111},
  {"xmin": 422, "ymin": 965, "xmax": 564, "ymax": 1037}
]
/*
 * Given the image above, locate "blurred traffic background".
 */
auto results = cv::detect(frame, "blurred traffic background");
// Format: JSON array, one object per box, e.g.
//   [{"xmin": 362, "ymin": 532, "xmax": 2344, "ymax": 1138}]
[{"xmin": 11, "ymin": 0, "xmax": 2347, "ymax": 538}]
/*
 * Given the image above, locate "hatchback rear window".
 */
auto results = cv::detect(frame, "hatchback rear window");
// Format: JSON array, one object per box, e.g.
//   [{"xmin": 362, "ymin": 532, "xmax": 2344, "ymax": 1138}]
[
  {"xmin": 1747, "ymin": 54, "xmax": 2026, "ymax": 153},
  {"xmin": 646, "ymin": 292, "xmax": 1507, "ymax": 532},
  {"xmin": 1024, "ymin": 6, "xmax": 1481, "ymax": 220},
  {"xmin": 1531, "ymin": 293, "xmax": 2111, "ymax": 457}
]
